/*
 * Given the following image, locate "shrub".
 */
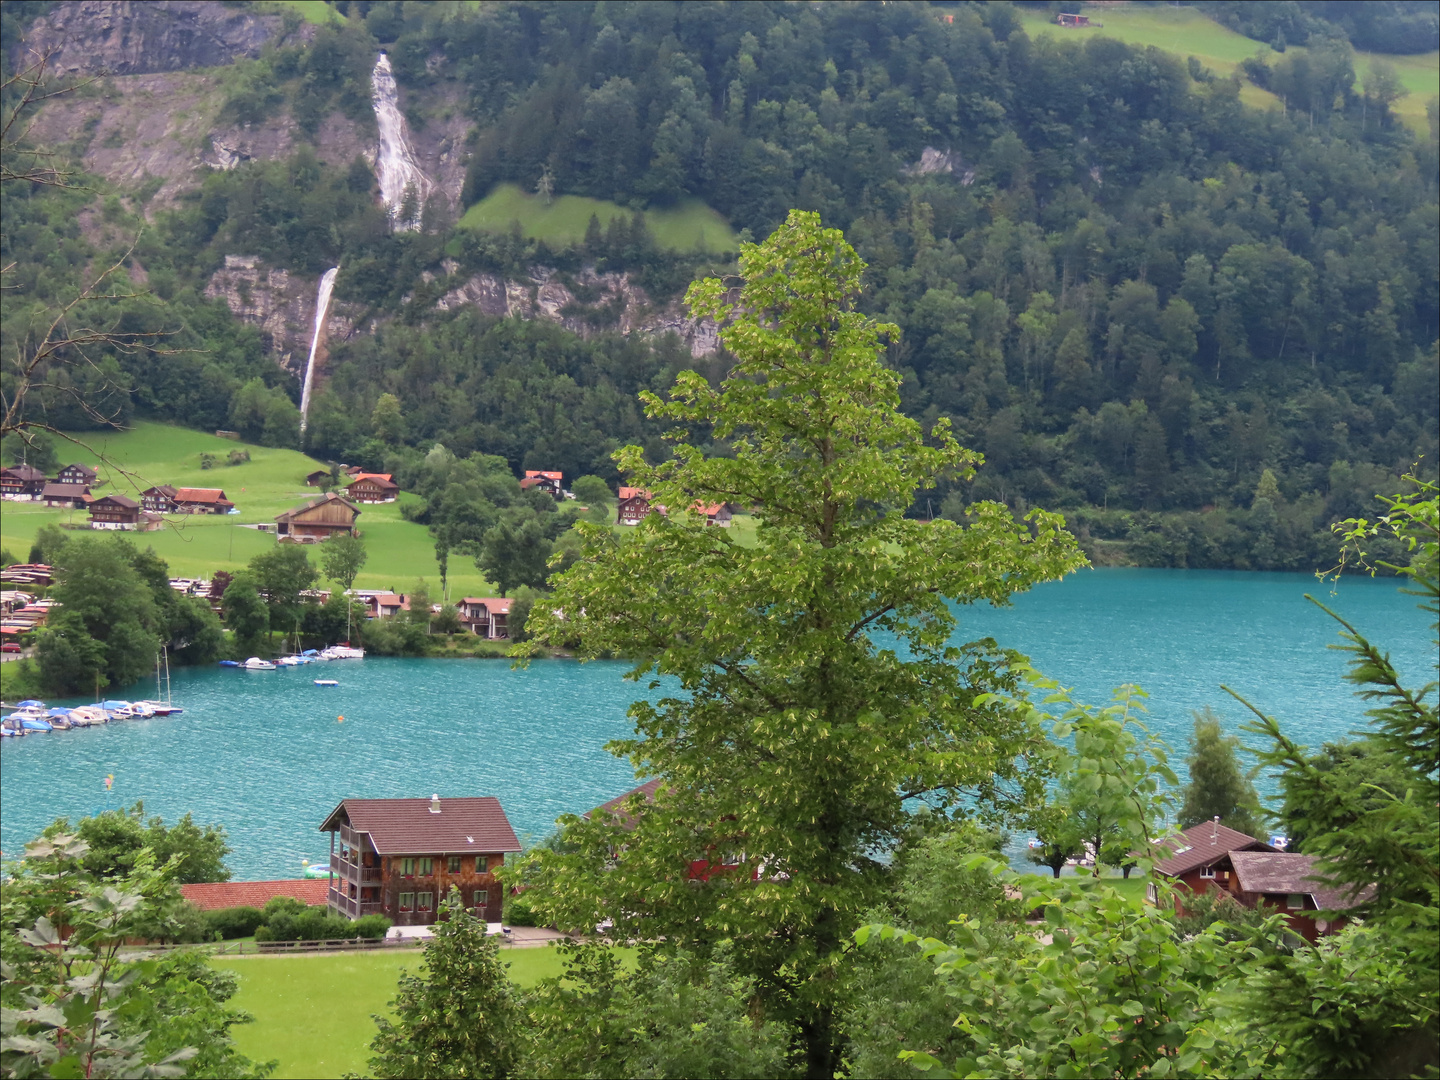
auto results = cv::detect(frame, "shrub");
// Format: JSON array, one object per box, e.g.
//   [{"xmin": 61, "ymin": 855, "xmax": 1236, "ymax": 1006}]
[
  {"xmin": 261, "ymin": 895, "xmax": 308, "ymax": 921},
  {"xmin": 503, "ymin": 891, "xmax": 537, "ymax": 927},
  {"xmin": 352, "ymin": 913, "xmax": 393, "ymax": 940},
  {"xmin": 204, "ymin": 905, "xmax": 265, "ymax": 940}
]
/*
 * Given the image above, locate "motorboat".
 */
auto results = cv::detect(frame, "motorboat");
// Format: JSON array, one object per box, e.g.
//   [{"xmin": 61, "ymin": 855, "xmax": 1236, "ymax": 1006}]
[
  {"xmin": 102, "ymin": 700, "xmax": 136, "ymax": 720},
  {"xmin": 218, "ymin": 659, "xmax": 240, "ymax": 668},
  {"xmin": 320, "ymin": 645, "xmax": 365, "ymax": 660},
  {"xmin": 44, "ymin": 708, "xmax": 74, "ymax": 730},
  {"xmin": 18, "ymin": 716, "xmax": 53, "ymax": 732},
  {"xmin": 145, "ymin": 702, "xmax": 182, "ymax": 716},
  {"xmin": 69, "ymin": 706, "xmax": 109, "ymax": 727},
  {"xmin": 242, "ymin": 657, "xmax": 277, "ymax": 671},
  {"xmin": 14, "ymin": 699, "xmax": 46, "ymax": 709},
  {"xmin": 314, "ymin": 679, "xmax": 339, "ymax": 687},
  {"xmin": 130, "ymin": 701, "xmax": 156, "ymax": 719}
]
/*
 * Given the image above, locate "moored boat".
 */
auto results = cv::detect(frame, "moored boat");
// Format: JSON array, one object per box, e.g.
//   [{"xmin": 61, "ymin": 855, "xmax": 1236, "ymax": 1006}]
[
  {"xmin": 218, "ymin": 660, "xmax": 240, "ymax": 667},
  {"xmin": 69, "ymin": 706, "xmax": 108, "ymax": 726},
  {"xmin": 101, "ymin": 700, "xmax": 136, "ymax": 720},
  {"xmin": 242, "ymin": 657, "xmax": 277, "ymax": 671},
  {"xmin": 314, "ymin": 679, "xmax": 339, "ymax": 687}
]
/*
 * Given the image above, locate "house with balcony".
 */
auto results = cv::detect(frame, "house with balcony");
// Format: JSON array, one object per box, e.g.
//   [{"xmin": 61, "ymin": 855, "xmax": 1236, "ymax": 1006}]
[
  {"xmin": 319, "ymin": 795, "xmax": 521, "ymax": 926},
  {"xmin": 520, "ymin": 470, "xmax": 564, "ymax": 498},
  {"xmin": 1, "ymin": 464, "xmax": 46, "ymax": 499},
  {"xmin": 275, "ymin": 492, "xmax": 361, "ymax": 541},
  {"xmin": 1149, "ymin": 820, "xmax": 1277, "ymax": 914},
  {"xmin": 346, "ymin": 473, "xmax": 399, "ymax": 503},
  {"xmin": 458, "ymin": 597, "xmax": 512, "ymax": 639},
  {"xmin": 88, "ymin": 494, "xmax": 160, "ymax": 531}
]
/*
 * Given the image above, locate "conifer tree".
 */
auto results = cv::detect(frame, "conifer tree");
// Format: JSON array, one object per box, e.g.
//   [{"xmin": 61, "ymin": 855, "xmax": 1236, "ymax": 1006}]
[{"xmin": 1178, "ymin": 707, "xmax": 1263, "ymax": 836}]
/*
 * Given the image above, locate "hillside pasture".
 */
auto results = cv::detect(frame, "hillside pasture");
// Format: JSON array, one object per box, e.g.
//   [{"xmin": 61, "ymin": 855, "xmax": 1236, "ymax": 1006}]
[
  {"xmin": 459, "ymin": 183, "xmax": 739, "ymax": 254},
  {"xmin": 0, "ymin": 423, "xmax": 495, "ymax": 598}
]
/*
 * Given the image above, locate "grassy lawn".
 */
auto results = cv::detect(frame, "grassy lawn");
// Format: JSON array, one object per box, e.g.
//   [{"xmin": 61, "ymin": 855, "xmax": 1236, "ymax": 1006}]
[
  {"xmin": 459, "ymin": 183, "xmax": 739, "ymax": 254},
  {"xmin": 0, "ymin": 422, "xmax": 498, "ymax": 598},
  {"xmin": 256, "ymin": 0, "xmax": 346, "ymax": 25},
  {"xmin": 217, "ymin": 944, "xmax": 629, "ymax": 1079},
  {"xmin": 1019, "ymin": 5, "xmax": 1437, "ymax": 130}
]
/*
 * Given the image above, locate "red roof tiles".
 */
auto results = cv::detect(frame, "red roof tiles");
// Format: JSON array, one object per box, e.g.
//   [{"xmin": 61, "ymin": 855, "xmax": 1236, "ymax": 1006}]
[{"xmin": 180, "ymin": 878, "xmax": 329, "ymax": 911}]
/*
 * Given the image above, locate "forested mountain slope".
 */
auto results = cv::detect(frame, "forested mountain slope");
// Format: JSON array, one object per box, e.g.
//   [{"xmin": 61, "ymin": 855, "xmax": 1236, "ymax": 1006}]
[{"xmin": 3, "ymin": 0, "xmax": 1436, "ymax": 571}]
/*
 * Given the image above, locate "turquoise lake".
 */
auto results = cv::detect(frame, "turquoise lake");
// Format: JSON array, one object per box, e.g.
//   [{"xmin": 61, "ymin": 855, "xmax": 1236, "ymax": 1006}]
[{"xmin": 1, "ymin": 569, "xmax": 1433, "ymax": 879}]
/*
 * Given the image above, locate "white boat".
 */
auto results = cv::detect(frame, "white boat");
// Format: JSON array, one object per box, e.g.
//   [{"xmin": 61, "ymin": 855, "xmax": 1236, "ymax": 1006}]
[
  {"xmin": 130, "ymin": 701, "xmax": 156, "ymax": 719},
  {"xmin": 321, "ymin": 645, "xmax": 365, "ymax": 660},
  {"xmin": 314, "ymin": 679, "xmax": 339, "ymax": 687},
  {"xmin": 242, "ymin": 657, "xmax": 277, "ymax": 671},
  {"xmin": 275, "ymin": 656, "xmax": 303, "ymax": 667},
  {"xmin": 69, "ymin": 706, "xmax": 109, "ymax": 726},
  {"xmin": 102, "ymin": 700, "xmax": 136, "ymax": 720}
]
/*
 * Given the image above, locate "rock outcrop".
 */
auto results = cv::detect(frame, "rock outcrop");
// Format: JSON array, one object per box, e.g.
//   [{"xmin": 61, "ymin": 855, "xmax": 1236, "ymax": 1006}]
[
  {"xmin": 204, "ymin": 257, "xmax": 363, "ymax": 377},
  {"xmin": 15, "ymin": 1, "xmax": 296, "ymax": 77}
]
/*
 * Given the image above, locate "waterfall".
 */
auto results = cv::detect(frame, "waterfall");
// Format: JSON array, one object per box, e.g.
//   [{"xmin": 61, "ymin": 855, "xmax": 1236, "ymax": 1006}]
[
  {"xmin": 299, "ymin": 267, "xmax": 339, "ymax": 436},
  {"xmin": 370, "ymin": 52, "xmax": 432, "ymax": 230}
]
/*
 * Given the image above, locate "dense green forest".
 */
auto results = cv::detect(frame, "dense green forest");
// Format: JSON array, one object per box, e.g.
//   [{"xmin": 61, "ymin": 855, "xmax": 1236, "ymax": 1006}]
[{"xmin": 2, "ymin": 0, "xmax": 1436, "ymax": 572}]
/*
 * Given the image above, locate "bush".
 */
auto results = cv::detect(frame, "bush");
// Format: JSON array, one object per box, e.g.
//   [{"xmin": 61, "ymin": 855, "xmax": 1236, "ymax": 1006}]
[
  {"xmin": 352, "ymin": 913, "xmax": 393, "ymax": 940},
  {"xmin": 502, "ymin": 891, "xmax": 537, "ymax": 927},
  {"xmin": 204, "ymin": 905, "xmax": 265, "ymax": 940},
  {"xmin": 261, "ymin": 895, "xmax": 308, "ymax": 920}
]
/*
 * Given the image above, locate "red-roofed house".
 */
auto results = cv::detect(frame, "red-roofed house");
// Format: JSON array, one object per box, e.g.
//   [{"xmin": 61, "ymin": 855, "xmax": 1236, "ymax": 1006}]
[
  {"xmin": 458, "ymin": 597, "xmax": 512, "ymax": 639},
  {"xmin": 520, "ymin": 470, "xmax": 564, "ymax": 498},
  {"xmin": 616, "ymin": 486, "xmax": 656, "ymax": 525},
  {"xmin": 173, "ymin": 487, "xmax": 235, "ymax": 514},
  {"xmin": 180, "ymin": 878, "xmax": 330, "ymax": 911},
  {"xmin": 319, "ymin": 796, "xmax": 521, "ymax": 925},
  {"xmin": 347, "ymin": 473, "xmax": 400, "ymax": 503},
  {"xmin": 693, "ymin": 502, "xmax": 733, "ymax": 527}
]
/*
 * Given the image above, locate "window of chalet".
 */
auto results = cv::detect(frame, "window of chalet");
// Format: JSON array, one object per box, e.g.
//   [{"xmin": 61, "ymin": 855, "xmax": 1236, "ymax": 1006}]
[
  {"xmin": 401, "ymin": 857, "xmax": 416, "ymax": 876},
  {"xmin": 399, "ymin": 891, "xmax": 415, "ymax": 911},
  {"xmin": 448, "ymin": 856, "xmax": 461, "ymax": 873},
  {"xmin": 472, "ymin": 889, "xmax": 488, "ymax": 909},
  {"xmin": 417, "ymin": 891, "xmax": 434, "ymax": 911},
  {"xmin": 418, "ymin": 857, "xmax": 433, "ymax": 875},
  {"xmin": 1199, "ymin": 866, "xmax": 1216, "ymax": 879},
  {"xmin": 1287, "ymin": 893, "xmax": 1306, "ymax": 909}
]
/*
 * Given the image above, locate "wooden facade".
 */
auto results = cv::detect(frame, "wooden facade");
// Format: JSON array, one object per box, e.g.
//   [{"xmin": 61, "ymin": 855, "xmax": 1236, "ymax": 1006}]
[
  {"xmin": 617, "ymin": 486, "xmax": 655, "ymax": 525},
  {"xmin": 319, "ymin": 796, "xmax": 521, "ymax": 926},
  {"xmin": 141, "ymin": 485, "xmax": 178, "ymax": 512},
  {"xmin": 41, "ymin": 482, "xmax": 90, "ymax": 508},
  {"xmin": 173, "ymin": 487, "xmax": 234, "ymax": 514},
  {"xmin": 1, "ymin": 464, "xmax": 46, "ymax": 499},
  {"xmin": 1149, "ymin": 821, "xmax": 1277, "ymax": 917},
  {"xmin": 275, "ymin": 492, "xmax": 361, "ymax": 541},
  {"xmin": 520, "ymin": 470, "xmax": 564, "ymax": 498},
  {"xmin": 88, "ymin": 494, "xmax": 144, "ymax": 530},
  {"xmin": 56, "ymin": 463, "xmax": 97, "ymax": 487},
  {"xmin": 346, "ymin": 473, "xmax": 399, "ymax": 503}
]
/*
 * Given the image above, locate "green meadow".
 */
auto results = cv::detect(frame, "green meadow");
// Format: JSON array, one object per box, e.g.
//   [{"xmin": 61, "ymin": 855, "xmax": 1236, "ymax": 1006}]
[
  {"xmin": 458, "ymin": 183, "xmax": 739, "ymax": 254},
  {"xmin": 0, "ymin": 423, "xmax": 497, "ymax": 599},
  {"xmin": 257, "ymin": 0, "xmax": 346, "ymax": 25},
  {"xmin": 216, "ymin": 944, "xmax": 613, "ymax": 1080},
  {"xmin": 1019, "ymin": 5, "xmax": 1437, "ymax": 130}
]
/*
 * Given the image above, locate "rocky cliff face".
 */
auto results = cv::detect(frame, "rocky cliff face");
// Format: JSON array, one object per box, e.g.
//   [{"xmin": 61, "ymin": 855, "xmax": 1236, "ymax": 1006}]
[{"xmin": 16, "ymin": 1, "xmax": 298, "ymax": 77}]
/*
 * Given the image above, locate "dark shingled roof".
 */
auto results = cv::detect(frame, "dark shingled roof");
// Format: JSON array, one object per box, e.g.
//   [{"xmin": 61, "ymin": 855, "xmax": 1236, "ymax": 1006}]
[
  {"xmin": 584, "ymin": 778, "xmax": 665, "ymax": 831},
  {"xmin": 318, "ymin": 797, "xmax": 521, "ymax": 855},
  {"xmin": 1229, "ymin": 851, "xmax": 1375, "ymax": 911},
  {"xmin": 1153, "ymin": 821, "xmax": 1276, "ymax": 878}
]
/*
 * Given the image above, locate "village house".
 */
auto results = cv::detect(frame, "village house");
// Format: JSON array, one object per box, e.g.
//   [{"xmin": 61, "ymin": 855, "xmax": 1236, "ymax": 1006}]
[
  {"xmin": 616, "ymin": 486, "xmax": 655, "ymax": 525},
  {"xmin": 586, "ymin": 780, "xmax": 755, "ymax": 883},
  {"xmin": 458, "ymin": 597, "xmax": 512, "ymax": 639},
  {"xmin": 373, "ymin": 593, "xmax": 408, "ymax": 619},
  {"xmin": 346, "ymin": 472, "xmax": 400, "ymax": 503},
  {"xmin": 141, "ymin": 485, "xmax": 178, "ymax": 512},
  {"xmin": 1149, "ymin": 820, "xmax": 1278, "ymax": 914},
  {"xmin": 305, "ymin": 469, "xmax": 331, "ymax": 487},
  {"xmin": 520, "ymin": 470, "xmax": 564, "ymax": 498},
  {"xmin": 319, "ymin": 796, "xmax": 522, "ymax": 926},
  {"xmin": 694, "ymin": 502, "xmax": 733, "ymax": 527},
  {"xmin": 174, "ymin": 487, "xmax": 234, "ymax": 514},
  {"xmin": 40, "ymin": 482, "xmax": 90, "ymax": 508},
  {"xmin": 1, "ymin": 464, "xmax": 46, "ymax": 500},
  {"xmin": 87, "ymin": 494, "xmax": 160, "ymax": 531},
  {"xmin": 56, "ymin": 463, "xmax": 98, "ymax": 487},
  {"xmin": 0, "ymin": 564, "xmax": 53, "ymax": 587},
  {"xmin": 275, "ymin": 492, "xmax": 361, "ymax": 542},
  {"xmin": 1222, "ymin": 850, "xmax": 1374, "ymax": 941}
]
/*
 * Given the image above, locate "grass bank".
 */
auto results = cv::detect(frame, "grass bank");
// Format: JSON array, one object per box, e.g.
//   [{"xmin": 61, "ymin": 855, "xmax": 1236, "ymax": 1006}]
[
  {"xmin": 216, "ymin": 944, "xmax": 632, "ymax": 1079},
  {"xmin": 459, "ymin": 183, "xmax": 739, "ymax": 254}
]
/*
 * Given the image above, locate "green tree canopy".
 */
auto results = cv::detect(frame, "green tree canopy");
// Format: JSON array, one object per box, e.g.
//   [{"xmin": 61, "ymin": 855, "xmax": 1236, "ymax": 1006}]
[
  {"xmin": 1178, "ymin": 706, "xmax": 1264, "ymax": 836},
  {"xmin": 247, "ymin": 543, "xmax": 319, "ymax": 636},
  {"xmin": 518, "ymin": 211, "xmax": 1084, "ymax": 1075},
  {"xmin": 319, "ymin": 531, "xmax": 367, "ymax": 593},
  {"xmin": 43, "ymin": 801, "xmax": 232, "ymax": 885}
]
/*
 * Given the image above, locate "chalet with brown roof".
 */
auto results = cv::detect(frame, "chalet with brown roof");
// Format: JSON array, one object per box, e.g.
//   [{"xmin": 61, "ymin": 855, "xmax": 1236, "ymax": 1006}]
[
  {"xmin": 305, "ymin": 469, "xmax": 331, "ymax": 486},
  {"xmin": 319, "ymin": 796, "xmax": 522, "ymax": 925},
  {"xmin": 88, "ymin": 494, "xmax": 159, "ymax": 531},
  {"xmin": 585, "ymin": 778, "xmax": 666, "ymax": 831},
  {"xmin": 141, "ymin": 485, "xmax": 178, "ymax": 512},
  {"xmin": 346, "ymin": 473, "xmax": 399, "ymax": 503},
  {"xmin": 173, "ymin": 487, "xmax": 234, "ymax": 514},
  {"xmin": 41, "ymin": 482, "xmax": 89, "ymax": 508},
  {"xmin": 275, "ymin": 492, "xmax": 360, "ymax": 542},
  {"xmin": 1, "ymin": 464, "xmax": 46, "ymax": 499},
  {"xmin": 617, "ymin": 486, "xmax": 655, "ymax": 525},
  {"xmin": 520, "ymin": 470, "xmax": 564, "ymax": 498},
  {"xmin": 181, "ymin": 878, "xmax": 329, "ymax": 912},
  {"xmin": 458, "ymin": 597, "xmax": 512, "ymax": 639},
  {"xmin": 56, "ymin": 463, "xmax": 97, "ymax": 487},
  {"xmin": 1148, "ymin": 820, "xmax": 1277, "ymax": 914},
  {"xmin": 1222, "ymin": 851, "xmax": 1374, "ymax": 941}
]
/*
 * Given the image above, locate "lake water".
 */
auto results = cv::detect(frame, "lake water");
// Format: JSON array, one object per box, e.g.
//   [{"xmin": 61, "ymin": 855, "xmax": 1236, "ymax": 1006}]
[{"xmin": 1, "ymin": 569, "xmax": 1432, "ymax": 879}]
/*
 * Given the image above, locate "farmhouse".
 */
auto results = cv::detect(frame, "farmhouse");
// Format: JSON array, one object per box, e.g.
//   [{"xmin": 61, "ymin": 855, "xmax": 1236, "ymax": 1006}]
[
  {"xmin": 88, "ymin": 494, "xmax": 160, "ymax": 531},
  {"xmin": 459, "ymin": 597, "xmax": 512, "ymax": 639},
  {"xmin": 616, "ymin": 486, "xmax": 655, "ymax": 525},
  {"xmin": 1224, "ymin": 851, "xmax": 1374, "ymax": 941},
  {"xmin": 173, "ymin": 487, "xmax": 234, "ymax": 514},
  {"xmin": 319, "ymin": 796, "xmax": 522, "ymax": 926},
  {"xmin": 141, "ymin": 485, "xmax": 178, "ymax": 512},
  {"xmin": 305, "ymin": 469, "xmax": 331, "ymax": 486},
  {"xmin": 694, "ymin": 502, "xmax": 733, "ymax": 527},
  {"xmin": 1149, "ymin": 820, "xmax": 1278, "ymax": 913},
  {"xmin": 55, "ymin": 463, "xmax": 97, "ymax": 487},
  {"xmin": 1, "ymin": 464, "xmax": 46, "ymax": 499},
  {"xmin": 40, "ymin": 482, "xmax": 90, "ymax": 508},
  {"xmin": 520, "ymin": 470, "xmax": 563, "ymax": 498},
  {"xmin": 346, "ymin": 472, "xmax": 400, "ymax": 503},
  {"xmin": 274, "ymin": 492, "xmax": 361, "ymax": 541}
]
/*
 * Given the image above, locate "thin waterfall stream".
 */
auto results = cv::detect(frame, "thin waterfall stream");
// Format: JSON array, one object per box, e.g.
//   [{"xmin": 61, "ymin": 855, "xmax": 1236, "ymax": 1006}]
[
  {"xmin": 370, "ymin": 52, "xmax": 431, "ymax": 229},
  {"xmin": 298, "ymin": 266, "xmax": 339, "ymax": 436}
]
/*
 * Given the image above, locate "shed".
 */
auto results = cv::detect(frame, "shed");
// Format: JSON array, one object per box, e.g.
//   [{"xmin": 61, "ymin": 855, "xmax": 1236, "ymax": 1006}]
[{"xmin": 275, "ymin": 492, "xmax": 361, "ymax": 541}]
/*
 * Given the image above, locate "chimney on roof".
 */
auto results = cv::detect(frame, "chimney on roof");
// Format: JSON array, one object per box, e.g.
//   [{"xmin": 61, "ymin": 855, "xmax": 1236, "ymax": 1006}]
[
  {"xmin": 430, "ymin": 794, "xmax": 441, "ymax": 814},
  {"xmin": 1212, "ymin": 816, "xmax": 1219, "ymax": 841}
]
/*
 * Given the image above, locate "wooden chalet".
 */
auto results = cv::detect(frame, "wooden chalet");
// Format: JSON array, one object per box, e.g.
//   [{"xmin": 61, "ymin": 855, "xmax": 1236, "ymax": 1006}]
[
  {"xmin": 173, "ymin": 487, "xmax": 234, "ymax": 514},
  {"xmin": 319, "ymin": 796, "xmax": 522, "ymax": 926},
  {"xmin": 346, "ymin": 472, "xmax": 399, "ymax": 503},
  {"xmin": 305, "ymin": 469, "xmax": 331, "ymax": 487},
  {"xmin": 520, "ymin": 470, "xmax": 564, "ymax": 498},
  {"xmin": 88, "ymin": 494, "xmax": 159, "ymax": 531},
  {"xmin": 1148, "ymin": 821, "xmax": 1277, "ymax": 914},
  {"xmin": 1222, "ymin": 851, "xmax": 1374, "ymax": 941},
  {"xmin": 275, "ymin": 492, "xmax": 360, "ymax": 542},
  {"xmin": 56, "ymin": 463, "xmax": 98, "ymax": 487},
  {"xmin": 458, "ymin": 597, "xmax": 512, "ymax": 639},
  {"xmin": 141, "ymin": 485, "xmax": 178, "ymax": 512},
  {"xmin": 1, "ymin": 464, "xmax": 46, "ymax": 499},
  {"xmin": 40, "ymin": 482, "xmax": 90, "ymax": 508},
  {"xmin": 694, "ymin": 502, "xmax": 733, "ymax": 527},
  {"xmin": 617, "ymin": 486, "xmax": 655, "ymax": 525}
]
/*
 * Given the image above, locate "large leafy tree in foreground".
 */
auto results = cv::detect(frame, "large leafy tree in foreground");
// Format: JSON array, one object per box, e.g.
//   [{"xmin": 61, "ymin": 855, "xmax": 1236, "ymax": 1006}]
[{"xmin": 518, "ymin": 211, "xmax": 1084, "ymax": 1076}]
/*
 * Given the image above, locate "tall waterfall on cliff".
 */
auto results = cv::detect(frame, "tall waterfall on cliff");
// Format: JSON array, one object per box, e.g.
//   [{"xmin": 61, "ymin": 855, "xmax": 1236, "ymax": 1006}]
[
  {"xmin": 370, "ymin": 53, "xmax": 432, "ymax": 230},
  {"xmin": 299, "ymin": 267, "xmax": 339, "ymax": 436}
]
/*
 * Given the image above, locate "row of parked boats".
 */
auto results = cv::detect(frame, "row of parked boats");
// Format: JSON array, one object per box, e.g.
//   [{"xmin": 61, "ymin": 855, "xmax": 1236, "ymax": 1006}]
[
  {"xmin": 218, "ymin": 645, "xmax": 365, "ymax": 671},
  {"xmin": 1, "ymin": 697, "xmax": 181, "ymax": 736}
]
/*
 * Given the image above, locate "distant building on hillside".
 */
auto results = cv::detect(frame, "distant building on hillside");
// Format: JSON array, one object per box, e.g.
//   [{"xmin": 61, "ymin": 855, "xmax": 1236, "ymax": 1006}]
[
  {"xmin": 520, "ymin": 470, "xmax": 564, "ymax": 498},
  {"xmin": 173, "ymin": 487, "xmax": 234, "ymax": 514},
  {"xmin": 88, "ymin": 494, "xmax": 160, "ymax": 531},
  {"xmin": 141, "ymin": 485, "xmax": 178, "ymax": 512},
  {"xmin": 694, "ymin": 502, "xmax": 733, "ymax": 527},
  {"xmin": 40, "ymin": 482, "xmax": 90, "ymax": 508},
  {"xmin": 459, "ymin": 597, "xmax": 512, "ymax": 639},
  {"xmin": 274, "ymin": 492, "xmax": 361, "ymax": 542},
  {"xmin": 55, "ymin": 463, "xmax": 97, "ymax": 487},
  {"xmin": 319, "ymin": 796, "xmax": 522, "ymax": 926},
  {"xmin": 1056, "ymin": 12, "xmax": 1092, "ymax": 28},
  {"xmin": 1, "ymin": 464, "xmax": 46, "ymax": 500},
  {"xmin": 346, "ymin": 473, "xmax": 399, "ymax": 503},
  {"xmin": 617, "ymin": 486, "xmax": 655, "ymax": 525},
  {"xmin": 305, "ymin": 469, "xmax": 331, "ymax": 487}
]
